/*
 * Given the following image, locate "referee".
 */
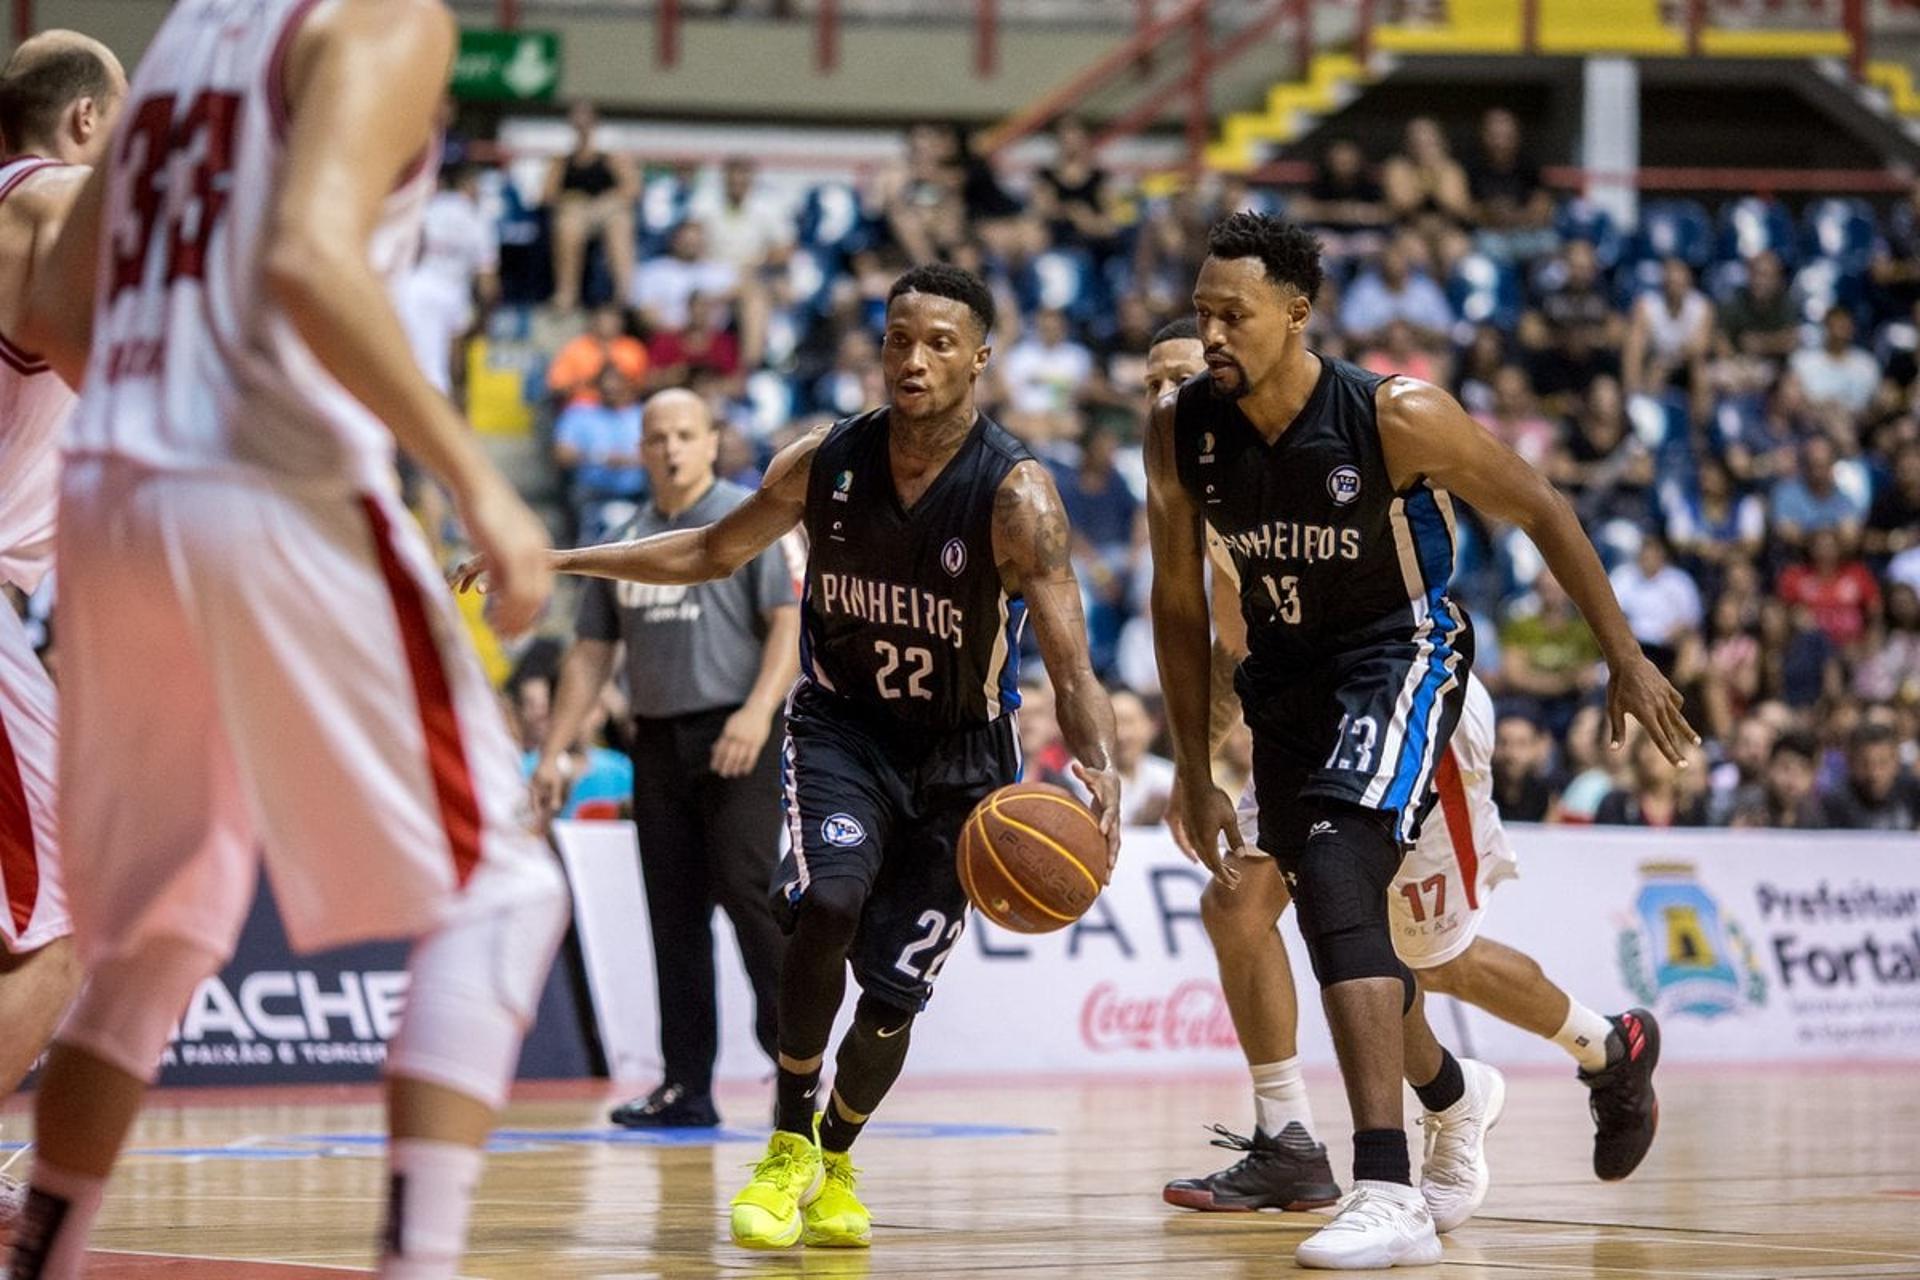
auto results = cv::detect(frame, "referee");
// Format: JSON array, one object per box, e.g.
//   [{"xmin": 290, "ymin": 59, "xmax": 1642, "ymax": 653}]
[{"xmin": 535, "ymin": 389, "xmax": 799, "ymax": 1127}]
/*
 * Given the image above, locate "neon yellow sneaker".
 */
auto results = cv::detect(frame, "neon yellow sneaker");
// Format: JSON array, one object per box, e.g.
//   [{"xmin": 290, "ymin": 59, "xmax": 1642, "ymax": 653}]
[
  {"xmin": 802, "ymin": 1114, "xmax": 872, "ymax": 1248},
  {"xmin": 729, "ymin": 1128, "xmax": 821, "ymax": 1249}
]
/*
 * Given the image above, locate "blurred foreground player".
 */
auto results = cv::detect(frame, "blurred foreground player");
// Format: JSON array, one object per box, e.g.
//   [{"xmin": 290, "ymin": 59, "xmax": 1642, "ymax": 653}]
[
  {"xmin": 1146, "ymin": 215, "xmax": 1695, "ymax": 1268},
  {"xmin": 7, "ymin": 4, "xmax": 567, "ymax": 1278},
  {"xmin": 0, "ymin": 29, "xmax": 125, "ymax": 1226},
  {"xmin": 1145, "ymin": 322, "xmax": 1665, "ymax": 1217},
  {"xmin": 459, "ymin": 264, "xmax": 1121, "ymax": 1251}
]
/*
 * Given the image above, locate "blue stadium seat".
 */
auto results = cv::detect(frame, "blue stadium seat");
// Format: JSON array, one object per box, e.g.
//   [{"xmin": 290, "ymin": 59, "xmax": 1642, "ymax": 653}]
[
  {"xmin": 1716, "ymin": 196, "xmax": 1798, "ymax": 267},
  {"xmin": 1554, "ymin": 198, "xmax": 1623, "ymax": 268},
  {"xmin": 1016, "ymin": 248, "xmax": 1097, "ymax": 321},
  {"xmin": 1628, "ymin": 199, "xmax": 1713, "ymax": 270},
  {"xmin": 637, "ymin": 171, "xmax": 692, "ymax": 257},
  {"xmin": 1447, "ymin": 253, "xmax": 1522, "ymax": 332},
  {"xmin": 1792, "ymin": 257, "xmax": 1868, "ymax": 326},
  {"xmin": 1801, "ymin": 198, "xmax": 1878, "ymax": 276},
  {"xmin": 797, "ymin": 183, "xmax": 866, "ymax": 253},
  {"xmin": 742, "ymin": 370, "xmax": 798, "ymax": 439}
]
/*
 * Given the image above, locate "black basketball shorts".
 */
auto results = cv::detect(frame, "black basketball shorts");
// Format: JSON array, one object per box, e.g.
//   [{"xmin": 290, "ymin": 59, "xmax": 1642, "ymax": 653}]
[
  {"xmin": 1239, "ymin": 634, "xmax": 1474, "ymax": 859},
  {"xmin": 771, "ymin": 681, "xmax": 1020, "ymax": 1012}
]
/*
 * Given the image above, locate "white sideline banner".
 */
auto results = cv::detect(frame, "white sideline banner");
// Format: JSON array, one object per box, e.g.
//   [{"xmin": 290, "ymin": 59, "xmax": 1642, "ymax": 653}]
[{"xmin": 552, "ymin": 820, "xmax": 1920, "ymax": 1080}]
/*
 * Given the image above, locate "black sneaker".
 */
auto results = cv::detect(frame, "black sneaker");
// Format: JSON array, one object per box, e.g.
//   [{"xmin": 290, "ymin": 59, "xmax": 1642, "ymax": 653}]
[
  {"xmin": 610, "ymin": 1082, "xmax": 720, "ymax": 1129},
  {"xmin": 1580, "ymin": 1008, "xmax": 1661, "ymax": 1181},
  {"xmin": 1163, "ymin": 1122, "xmax": 1341, "ymax": 1212}
]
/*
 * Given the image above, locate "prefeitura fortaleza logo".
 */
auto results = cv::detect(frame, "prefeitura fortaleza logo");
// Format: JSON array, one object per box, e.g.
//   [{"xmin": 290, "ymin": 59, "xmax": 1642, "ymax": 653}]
[{"xmin": 1618, "ymin": 861, "xmax": 1767, "ymax": 1019}]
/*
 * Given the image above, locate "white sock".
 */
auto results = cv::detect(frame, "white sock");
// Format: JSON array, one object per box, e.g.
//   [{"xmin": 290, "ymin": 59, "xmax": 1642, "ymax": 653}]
[
  {"xmin": 7, "ymin": 1158, "xmax": 107, "ymax": 1280},
  {"xmin": 1250, "ymin": 1057, "xmax": 1316, "ymax": 1139},
  {"xmin": 377, "ymin": 1139, "xmax": 485, "ymax": 1280},
  {"xmin": 1553, "ymin": 1002, "xmax": 1615, "ymax": 1073}
]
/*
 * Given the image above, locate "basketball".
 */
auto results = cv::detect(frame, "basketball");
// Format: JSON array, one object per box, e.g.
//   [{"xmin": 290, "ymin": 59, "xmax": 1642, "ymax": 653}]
[{"xmin": 957, "ymin": 781, "xmax": 1109, "ymax": 934}]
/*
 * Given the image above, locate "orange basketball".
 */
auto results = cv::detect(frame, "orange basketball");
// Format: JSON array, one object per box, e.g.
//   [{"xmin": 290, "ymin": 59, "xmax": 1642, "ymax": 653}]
[{"xmin": 957, "ymin": 781, "xmax": 1109, "ymax": 934}]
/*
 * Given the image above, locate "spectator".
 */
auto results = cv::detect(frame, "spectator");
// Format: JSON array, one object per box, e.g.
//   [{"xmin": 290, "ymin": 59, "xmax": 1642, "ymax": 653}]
[
  {"xmin": 1453, "ymin": 324, "xmax": 1506, "ymax": 416},
  {"xmin": 521, "ymin": 695, "xmax": 633, "ymax": 820},
  {"xmin": 1361, "ymin": 318, "xmax": 1445, "ymax": 384},
  {"xmin": 1016, "ymin": 670, "xmax": 1075, "ymax": 789},
  {"xmin": 1864, "ymin": 440, "xmax": 1920, "ymax": 558},
  {"xmin": 1707, "ymin": 711, "xmax": 1779, "ymax": 825},
  {"xmin": 545, "ymin": 101, "xmax": 639, "ymax": 312},
  {"xmin": 1596, "ymin": 731, "xmax": 1707, "ymax": 828},
  {"xmin": 1467, "ymin": 108, "xmax": 1553, "ymax": 256},
  {"xmin": 882, "ymin": 123, "xmax": 968, "ymax": 264},
  {"xmin": 999, "ymin": 307, "xmax": 1094, "ymax": 444},
  {"xmin": 1853, "ymin": 582, "xmax": 1920, "ymax": 703},
  {"xmin": 1519, "ymin": 238, "xmax": 1623, "ymax": 406},
  {"xmin": 1777, "ymin": 528, "xmax": 1880, "ymax": 649},
  {"xmin": 1869, "ymin": 177, "xmax": 1920, "ymax": 318},
  {"xmin": 1491, "ymin": 714, "xmax": 1558, "ymax": 821},
  {"xmin": 1716, "ymin": 250, "xmax": 1800, "ymax": 365},
  {"xmin": 1556, "ymin": 704, "xmax": 1618, "ymax": 822},
  {"xmin": 545, "ymin": 389, "xmax": 799, "ymax": 1131},
  {"xmin": 632, "ymin": 221, "xmax": 740, "ymax": 335},
  {"xmin": 1771, "ymin": 435, "xmax": 1868, "ymax": 552},
  {"xmin": 1609, "ymin": 535, "xmax": 1702, "ymax": 672},
  {"xmin": 811, "ymin": 326, "xmax": 883, "ymax": 418},
  {"xmin": 1758, "ymin": 598, "xmax": 1841, "ymax": 709},
  {"xmin": 1554, "ymin": 376, "xmax": 1655, "ymax": 533},
  {"xmin": 1822, "ymin": 722, "xmax": 1920, "ymax": 830},
  {"xmin": 1473, "ymin": 363, "xmax": 1554, "ymax": 469},
  {"xmin": 1624, "ymin": 257, "xmax": 1714, "ymax": 416},
  {"xmin": 1699, "ymin": 592, "xmax": 1762, "ymax": 743},
  {"xmin": 1732, "ymin": 731, "xmax": 1826, "ymax": 828},
  {"xmin": 1497, "ymin": 571, "xmax": 1601, "ymax": 737},
  {"xmin": 696, "ymin": 156, "xmax": 793, "ymax": 273},
  {"xmin": 395, "ymin": 162, "xmax": 499, "ymax": 397},
  {"xmin": 1340, "ymin": 234, "xmax": 1454, "ymax": 349},
  {"xmin": 1381, "ymin": 116, "xmax": 1471, "ymax": 247},
  {"xmin": 1789, "ymin": 306, "xmax": 1881, "ymax": 418},
  {"xmin": 547, "ymin": 304, "xmax": 650, "ymax": 406},
  {"xmin": 1108, "ymin": 688, "xmax": 1176, "ymax": 826},
  {"xmin": 1291, "ymin": 137, "xmax": 1390, "ymax": 258},
  {"xmin": 646, "ymin": 290, "xmax": 743, "ymax": 393},
  {"xmin": 1033, "ymin": 116, "xmax": 1115, "ymax": 251},
  {"xmin": 1665, "ymin": 456, "xmax": 1763, "ymax": 586},
  {"xmin": 554, "ymin": 366, "xmax": 647, "ymax": 539},
  {"xmin": 1053, "ymin": 425, "xmax": 1141, "ymax": 673}
]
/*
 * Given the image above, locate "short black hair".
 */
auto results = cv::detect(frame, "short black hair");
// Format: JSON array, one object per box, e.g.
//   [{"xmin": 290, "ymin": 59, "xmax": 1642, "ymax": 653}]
[
  {"xmin": 1850, "ymin": 722, "xmax": 1898, "ymax": 753},
  {"xmin": 888, "ymin": 262, "xmax": 995, "ymax": 341},
  {"xmin": 1206, "ymin": 212, "xmax": 1325, "ymax": 299},
  {"xmin": 1772, "ymin": 731, "xmax": 1818, "ymax": 764},
  {"xmin": 0, "ymin": 45, "xmax": 114, "ymax": 153},
  {"xmin": 1150, "ymin": 317, "xmax": 1199, "ymax": 348}
]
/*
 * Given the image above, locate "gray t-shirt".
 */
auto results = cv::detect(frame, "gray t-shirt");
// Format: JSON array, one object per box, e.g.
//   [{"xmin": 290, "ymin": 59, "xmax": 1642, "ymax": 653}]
[{"xmin": 576, "ymin": 479, "xmax": 799, "ymax": 719}]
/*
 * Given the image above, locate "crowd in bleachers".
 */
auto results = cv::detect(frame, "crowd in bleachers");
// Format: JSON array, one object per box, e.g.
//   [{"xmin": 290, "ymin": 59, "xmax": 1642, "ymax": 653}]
[{"xmin": 412, "ymin": 104, "xmax": 1920, "ymax": 832}]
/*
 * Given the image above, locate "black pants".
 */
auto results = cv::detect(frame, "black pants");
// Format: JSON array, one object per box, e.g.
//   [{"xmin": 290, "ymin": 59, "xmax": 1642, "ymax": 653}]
[{"xmin": 630, "ymin": 705, "xmax": 786, "ymax": 1092}]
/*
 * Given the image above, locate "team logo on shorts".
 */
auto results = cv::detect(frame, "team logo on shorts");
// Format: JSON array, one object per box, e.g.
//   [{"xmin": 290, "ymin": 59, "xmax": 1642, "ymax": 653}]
[
  {"xmin": 941, "ymin": 538, "xmax": 968, "ymax": 577},
  {"xmin": 1200, "ymin": 432, "xmax": 1216, "ymax": 458},
  {"xmin": 821, "ymin": 813, "xmax": 867, "ymax": 847},
  {"xmin": 1326, "ymin": 465, "xmax": 1362, "ymax": 506},
  {"xmin": 833, "ymin": 470, "xmax": 853, "ymax": 502}
]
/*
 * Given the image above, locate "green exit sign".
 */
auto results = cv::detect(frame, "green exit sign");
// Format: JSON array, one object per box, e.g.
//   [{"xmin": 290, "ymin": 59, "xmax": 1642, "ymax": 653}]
[{"xmin": 452, "ymin": 30, "xmax": 562, "ymax": 102}]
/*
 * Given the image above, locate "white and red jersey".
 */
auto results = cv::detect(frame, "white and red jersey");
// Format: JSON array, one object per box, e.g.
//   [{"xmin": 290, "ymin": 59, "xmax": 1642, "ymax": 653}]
[
  {"xmin": 0, "ymin": 156, "xmax": 80, "ymax": 593},
  {"xmin": 69, "ymin": 0, "xmax": 436, "ymax": 495}
]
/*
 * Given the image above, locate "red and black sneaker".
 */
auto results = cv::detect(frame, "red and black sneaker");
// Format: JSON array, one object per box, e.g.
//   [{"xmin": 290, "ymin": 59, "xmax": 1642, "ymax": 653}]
[
  {"xmin": 1163, "ymin": 1123, "xmax": 1342, "ymax": 1212},
  {"xmin": 1579, "ymin": 1008, "xmax": 1661, "ymax": 1181}
]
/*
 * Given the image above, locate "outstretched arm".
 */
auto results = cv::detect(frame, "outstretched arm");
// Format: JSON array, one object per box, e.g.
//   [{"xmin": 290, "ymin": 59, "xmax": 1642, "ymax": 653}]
[
  {"xmin": 1377, "ymin": 378, "xmax": 1699, "ymax": 764},
  {"xmin": 993, "ymin": 459, "xmax": 1120, "ymax": 867},
  {"xmin": 1145, "ymin": 397, "xmax": 1245, "ymax": 883},
  {"xmin": 455, "ymin": 425, "xmax": 824, "ymax": 592}
]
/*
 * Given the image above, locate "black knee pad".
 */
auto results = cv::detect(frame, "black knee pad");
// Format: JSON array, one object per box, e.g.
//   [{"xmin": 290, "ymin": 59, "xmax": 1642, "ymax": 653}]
[
  {"xmin": 1288, "ymin": 801, "xmax": 1414, "ymax": 1003},
  {"xmin": 791, "ymin": 876, "xmax": 867, "ymax": 950}
]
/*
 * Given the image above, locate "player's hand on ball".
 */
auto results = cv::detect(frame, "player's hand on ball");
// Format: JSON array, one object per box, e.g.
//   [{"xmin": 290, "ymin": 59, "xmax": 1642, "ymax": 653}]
[
  {"xmin": 1071, "ymin": 760, "xmax": 1122, "ymax": 873},
  {"xmin": 457, "ymin": 478, "xmax": 553, "ymax": 637},
  {"xmin": 1173, "ymin": 777, "xmax": 1243, "ymax": 889},
  {"xmin": 1607, "ymin": 652, "xmax": 1701, "ymax": 767}
]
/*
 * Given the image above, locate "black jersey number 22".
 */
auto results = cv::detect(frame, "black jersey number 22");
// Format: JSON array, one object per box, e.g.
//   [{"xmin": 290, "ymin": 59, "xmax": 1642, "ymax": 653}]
[{"xmin": 873, "ymin": 640, "xmax": 934, "ymax": 701}]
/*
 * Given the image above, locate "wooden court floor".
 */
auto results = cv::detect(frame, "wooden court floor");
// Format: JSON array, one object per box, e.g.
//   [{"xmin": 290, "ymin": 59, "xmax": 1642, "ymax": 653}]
[{"xmin": 4, "ymin": 1065, "xmax": 1918, "ymax": 1278}]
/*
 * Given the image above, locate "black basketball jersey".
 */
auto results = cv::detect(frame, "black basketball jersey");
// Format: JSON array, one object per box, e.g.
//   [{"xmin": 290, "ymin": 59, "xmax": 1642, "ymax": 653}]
[
  {"xmin": 799, "ymin": 408, "xmax": 1032, "ymax": 732},
  {"xmin": 1173, "ymin": 354, "xmax": 1469, "ymax": 683}
]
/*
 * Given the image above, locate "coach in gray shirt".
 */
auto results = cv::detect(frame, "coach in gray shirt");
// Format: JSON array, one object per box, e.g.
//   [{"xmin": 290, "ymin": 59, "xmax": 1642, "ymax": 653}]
[{"xmin": 534, "ymin": 389, "xmax": 798, "ymax": 1128}]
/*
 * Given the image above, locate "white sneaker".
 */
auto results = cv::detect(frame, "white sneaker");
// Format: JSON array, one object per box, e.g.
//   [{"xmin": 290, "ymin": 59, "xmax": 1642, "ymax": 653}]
[
  {"xmin": 1418, "ymin": 1058, "xmax": 1506, "ymax": 1232},
  {"xmin": 1295, "ymin": 1180, "xmax": 1443, "ymax": 1270},
  {"xmin": 0, "ymin": 1172, "xmax": 27, "ymax": 1229}
]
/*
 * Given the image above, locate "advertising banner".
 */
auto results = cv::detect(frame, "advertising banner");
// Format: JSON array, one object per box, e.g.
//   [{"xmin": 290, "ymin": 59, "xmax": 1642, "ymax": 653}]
[{"xmin": 557, "ymin": 820, "xmax": 1920, "ymax": 1082}]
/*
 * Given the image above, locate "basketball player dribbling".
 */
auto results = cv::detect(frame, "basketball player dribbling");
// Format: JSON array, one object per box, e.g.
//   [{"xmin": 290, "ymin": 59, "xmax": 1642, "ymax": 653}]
[
  {"xmin": 0, "ymin": 29, "xmax": 125, "ymax": 1227},
  {"xmin": 1143, "ymin": 320, "xmax": 1663, "ymax": 1220},
  {"xmin": 457, "ymin": 263, "xmax": 1122, "ymax": 1252},
  {"xmin": 7, "ymin": 4, "xmax": 568, "ymax": 1278},
  {"xmin": 1146, "ymin": 215, "xmax": 1697, "ymax": 1269}
]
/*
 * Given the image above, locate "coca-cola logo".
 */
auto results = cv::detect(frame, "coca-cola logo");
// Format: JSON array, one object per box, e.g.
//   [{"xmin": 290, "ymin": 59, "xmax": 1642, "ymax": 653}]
[{"xmin": 1079, "ymin": 980, "xmax": 1240, "ymax": 1053}]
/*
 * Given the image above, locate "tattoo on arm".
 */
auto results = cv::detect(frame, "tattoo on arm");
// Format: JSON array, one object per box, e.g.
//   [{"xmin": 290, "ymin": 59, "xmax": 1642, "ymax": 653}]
[{"xmin": 994, "ymin": 462, "xmax": 1073, "ymax": 589}]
